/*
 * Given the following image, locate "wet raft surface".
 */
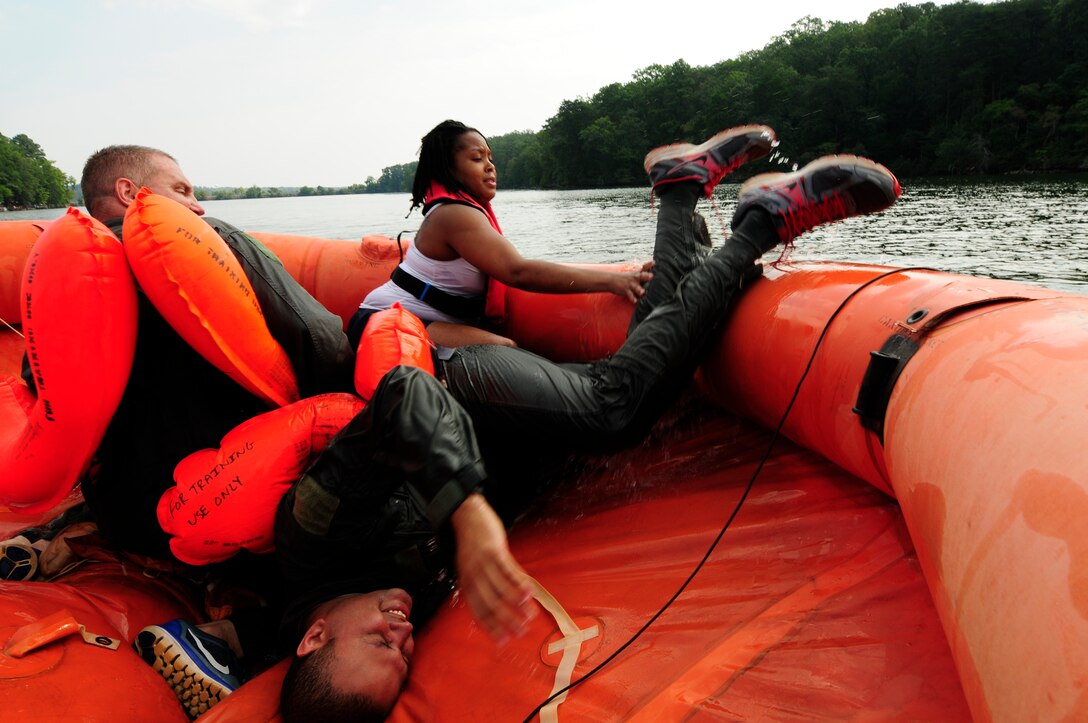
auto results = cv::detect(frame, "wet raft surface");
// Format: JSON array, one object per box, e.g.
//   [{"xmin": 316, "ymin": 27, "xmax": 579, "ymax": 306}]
[
  {"xmin": 0, "ymin": 397, "xmax": 972, "ymax": 722},
  {"xmin": 392, "ymin": 397, "xmax": 970, "ymax": 721}
]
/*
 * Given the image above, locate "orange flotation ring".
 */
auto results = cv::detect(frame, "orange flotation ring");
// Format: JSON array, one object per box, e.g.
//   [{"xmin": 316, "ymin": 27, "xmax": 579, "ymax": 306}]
[
  {"xmin": 157, "ymin": 392, "xmax": 366, "ymax": 565},
  {"xmin": 122, "ymin": 190, "xmax": 299, "ymax": 408},
  {"xmin": 0, "ymin": 209, "xmax": 137, "ymax": 513}
]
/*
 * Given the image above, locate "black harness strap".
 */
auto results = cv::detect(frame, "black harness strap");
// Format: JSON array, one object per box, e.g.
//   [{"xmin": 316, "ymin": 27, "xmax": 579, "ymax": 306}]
[{"xmin": 390, "ymin": 266, "xmax": 485, "ymax": 321}]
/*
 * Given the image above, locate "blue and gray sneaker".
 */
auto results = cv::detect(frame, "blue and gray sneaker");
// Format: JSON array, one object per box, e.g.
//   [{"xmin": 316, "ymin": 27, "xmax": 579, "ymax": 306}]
[
  {"xmin": 644, "ymin": 125, "xmax": 777, "ymax": 197},
  {"xmin": 134, "ymin": 619, "xmax": 241, "ymax": 719}
]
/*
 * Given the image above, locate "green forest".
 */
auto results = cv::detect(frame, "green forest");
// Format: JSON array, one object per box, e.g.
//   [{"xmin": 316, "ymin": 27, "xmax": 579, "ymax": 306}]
[
  {"xmin": 491, "ymin": 0, "xmax": 1088, "ymax": 189},
  {"xmin": 0, "ymin": 134, "xmax": 73, "ymax": 209},
  {"xmin": 387, "ymin": 0, "xmax": 1088, "ymax": 190},
  {"xmin": 3, "ymin": 0, "xmax": 1086, "ymax": 207}
]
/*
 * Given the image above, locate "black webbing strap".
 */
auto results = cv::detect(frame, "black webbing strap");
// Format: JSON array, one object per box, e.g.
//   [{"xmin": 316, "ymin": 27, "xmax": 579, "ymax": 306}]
[{"xmin": 390, "ymin": 266, "xmax": 485, "ymax": 321}]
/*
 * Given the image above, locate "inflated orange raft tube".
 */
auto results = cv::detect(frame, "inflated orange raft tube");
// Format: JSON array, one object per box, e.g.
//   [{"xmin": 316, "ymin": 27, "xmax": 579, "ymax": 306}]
[
  {"xmin": 701, "ymin": 262, "xmax": 1088, "ymax": 722},
  {"xmin": 1, "ymin": 561, "xmax": 203, "ymax": 722},
  {"xmin": 1, "ymin": 217, "xmax": 1085, "ymax": 721}
]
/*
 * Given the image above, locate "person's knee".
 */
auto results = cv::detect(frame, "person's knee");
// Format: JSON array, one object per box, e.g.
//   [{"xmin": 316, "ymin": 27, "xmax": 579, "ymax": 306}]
[
  {"xmin": 373, "ymin": 365, "xmax": 441, "ymax": 400},
  {"xmin": 584, "ymin": 405, "xmax": 652, "ymax": 450},
  {"xmin": 369, "ymin": 365, "xmax": 465, "ymax": 437}
]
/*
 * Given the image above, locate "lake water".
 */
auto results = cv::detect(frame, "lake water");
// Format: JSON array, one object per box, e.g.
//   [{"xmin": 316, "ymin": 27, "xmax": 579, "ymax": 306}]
[{"xmin": 6, "ymin": 177, "xmax": 1087, "ymax": 294}]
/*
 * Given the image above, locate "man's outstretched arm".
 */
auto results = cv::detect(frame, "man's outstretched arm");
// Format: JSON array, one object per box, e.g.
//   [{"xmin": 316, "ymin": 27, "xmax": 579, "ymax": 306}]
[{"xmin": 451, "ymin": 492, "xmax": 536, "ymax": 642}]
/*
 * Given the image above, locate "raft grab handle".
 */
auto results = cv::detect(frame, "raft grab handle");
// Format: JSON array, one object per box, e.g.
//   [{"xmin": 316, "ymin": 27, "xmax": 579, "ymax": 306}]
[{"xmin": 4, "ymin": 609, "xmax": 120, "ymax": 658}]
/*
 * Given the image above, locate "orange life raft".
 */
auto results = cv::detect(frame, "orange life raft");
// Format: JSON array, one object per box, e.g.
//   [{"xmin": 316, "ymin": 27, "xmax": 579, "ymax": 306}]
[{"xmin": 1, "ymin": 217, "xmax": 1085, "ymax": 722}]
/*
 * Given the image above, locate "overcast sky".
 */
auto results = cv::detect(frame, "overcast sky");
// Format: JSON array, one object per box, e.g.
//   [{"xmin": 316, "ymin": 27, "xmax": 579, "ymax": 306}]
[{"xmin": 3, "ymin": 0, "xmax": 978, "ymax": 188}]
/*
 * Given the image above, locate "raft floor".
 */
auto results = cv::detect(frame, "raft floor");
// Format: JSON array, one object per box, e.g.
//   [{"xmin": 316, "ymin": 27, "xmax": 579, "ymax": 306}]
[
  {"xmin": 0, "ymin": 397, "xmax": 970, "ymax": 721},
  {"xmin": 394, "ymin": 396, "xmax": 970, "ymax": 721}
]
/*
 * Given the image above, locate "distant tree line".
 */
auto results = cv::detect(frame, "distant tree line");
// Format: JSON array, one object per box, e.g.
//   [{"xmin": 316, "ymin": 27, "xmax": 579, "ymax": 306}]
[
  {"xmin": 193, "ymin": 162, "xmax": 418, "ymax": 200},
  {"xmin": 483, "ymin": 0, "xmax": 1087, "ymax": 188},
  {"xmin": 356, "ymin": 0, "xmax": 1086, "ymax": 192},
  {"xmin": 6, "ymin": 0, "xmax": 1085, "ymax": 209},
  {"xmin": 192, "ymin": 160, "xmax": 419, "ymax": 201},
  {"xmin": 0, "ymin": 133, "xmax": 73, "ymax": 209},
  {"xmin": 207, "ymin": 0, "xmax": 1088, "ymax": 199}
]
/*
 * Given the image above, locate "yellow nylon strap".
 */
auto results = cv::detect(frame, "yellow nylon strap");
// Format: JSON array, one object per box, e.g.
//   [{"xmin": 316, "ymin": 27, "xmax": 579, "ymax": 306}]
[{"xmin": 529, "ymin": 577, "xmax": 599, "ymax": 723}]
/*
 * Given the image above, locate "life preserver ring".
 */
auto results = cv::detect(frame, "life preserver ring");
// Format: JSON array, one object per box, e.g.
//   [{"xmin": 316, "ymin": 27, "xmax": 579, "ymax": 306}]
[
  {"xmin": 0, "ymin": 208, "xmax": 137, "ymax": 512},
  {"xmin": 157, "ymin": 392, "xmax": 366, "ymax": 565},
  {"xmin": 122, "ymin": 189, "xmax": 299, "ymax": 408}
]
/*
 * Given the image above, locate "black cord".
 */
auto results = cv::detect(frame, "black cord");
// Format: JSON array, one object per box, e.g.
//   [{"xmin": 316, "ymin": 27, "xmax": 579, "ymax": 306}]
[
  {"xmin": 522, "ymin": 266, "xmax": 935, "ymax": 722},
  {"xmin": 395, "ymin": 230, "xmax": 412, "ymax": 263}
]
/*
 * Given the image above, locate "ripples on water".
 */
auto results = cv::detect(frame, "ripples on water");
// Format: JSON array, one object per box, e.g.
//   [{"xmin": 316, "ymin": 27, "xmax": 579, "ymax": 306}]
[
  {"xmin": 496, "ymin": 180, "xmax": 1088, "ymax": 295},
  {"xmin": 6, "ymin": 177, "xmax": 1086, "ymax": 294}
]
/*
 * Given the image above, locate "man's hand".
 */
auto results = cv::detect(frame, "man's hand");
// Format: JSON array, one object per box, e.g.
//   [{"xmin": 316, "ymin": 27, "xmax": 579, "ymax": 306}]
[{"xmin": 451, "ymin": 493, "xmax": 536, "ymax": 642}]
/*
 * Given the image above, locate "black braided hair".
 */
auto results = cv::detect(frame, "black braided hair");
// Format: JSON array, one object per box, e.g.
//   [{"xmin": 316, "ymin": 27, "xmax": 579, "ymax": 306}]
[{"xmin": 410, "ymin": 120, "xmax": 486, "ymax": 213}]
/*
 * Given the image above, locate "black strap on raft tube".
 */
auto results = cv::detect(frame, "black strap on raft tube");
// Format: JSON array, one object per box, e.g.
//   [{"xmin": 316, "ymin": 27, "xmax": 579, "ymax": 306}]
[
  {"xmin": 390, "ymin": 266, "xmax": 486, "ymax": 321},
  {"xmin": 852, "ymin": 333, "xmax": 921, "ymax": 443},
  {"xmin": 852, "ymin": 293, "xmax": 1032, "ymax": 444},
  {"xmin": 521, "ymin": 266, "xmax": 939, "ymax": 723}
]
